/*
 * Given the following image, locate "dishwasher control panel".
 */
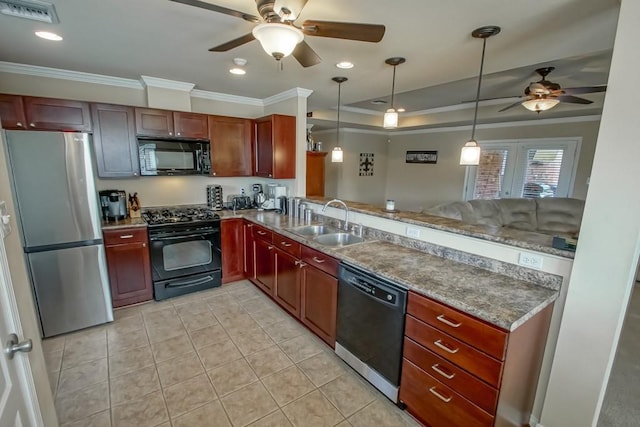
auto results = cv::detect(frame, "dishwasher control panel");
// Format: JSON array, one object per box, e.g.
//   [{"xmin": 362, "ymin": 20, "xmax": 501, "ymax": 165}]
[{"xmin": 347, "ymin": 277, "xmax": 397, "ymax": 304}]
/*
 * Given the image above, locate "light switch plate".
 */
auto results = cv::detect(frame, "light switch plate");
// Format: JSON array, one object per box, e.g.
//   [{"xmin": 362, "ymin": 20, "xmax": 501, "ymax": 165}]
[
  {"xmin": 0, "ymin": 201, "xmax": 11, "ymax": 237},
  {"xmin": 406, "ymin": 226, "xmax": 421, "ymax": 239},
  {"xmin": 519, "ymin": 252, "xmax": 543, "ymax": 269}
]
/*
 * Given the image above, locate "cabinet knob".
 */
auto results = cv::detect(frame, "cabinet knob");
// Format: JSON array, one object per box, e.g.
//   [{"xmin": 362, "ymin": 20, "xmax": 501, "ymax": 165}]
[
  {"xmin": 177, "ymin": 132, "xmax": 181, "ymax": 136},
  {"xmin": 29, "ymin": 123, "xmax": 35, "ymax": 128},
  {"xmin": 16, "ymin": 122, "xmax": 23, "ymax": 128},
  {"xmin": 268, "ymin": 174, "xmax": 272, "ymax": 177},
  {"xmin": 169, "ymin": 131, "xmax": 173, "ymax": 136},
  {"xmin": 142, "ymin": 243, "xmax": 146, "ymax": 247},
  {"xmin": 267, "ymin": 245, "xmax": 274, "ymax": 250},
  {"xmin": 212, "ymin": 172, "xmax": 216, "ymax": 176},
  {"xmin": 133, "ymin": 172, "xmax": 138, "ymax": 176}
]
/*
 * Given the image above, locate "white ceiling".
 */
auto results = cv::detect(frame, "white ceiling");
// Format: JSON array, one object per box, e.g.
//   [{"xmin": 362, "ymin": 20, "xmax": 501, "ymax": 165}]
[{"xmin": 0, "ymin": 0, "xmax": 621, "ymax": 128}]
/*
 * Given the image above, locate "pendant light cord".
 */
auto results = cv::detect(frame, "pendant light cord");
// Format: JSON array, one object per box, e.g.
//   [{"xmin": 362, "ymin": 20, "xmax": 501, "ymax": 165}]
[
  {"xmin": 390, "ymin": 65, "xmax": 397, "ymax": 110},
  {"xmin": 336, "ymin": 81, "xmax": 341, "ymax": 146},
  {"xmin": 471, "ymin": 37, "xmax": 487, "ymax": 141}
]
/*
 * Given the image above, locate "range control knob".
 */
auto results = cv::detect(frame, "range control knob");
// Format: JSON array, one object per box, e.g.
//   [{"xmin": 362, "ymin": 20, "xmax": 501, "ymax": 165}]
[{"xmin": 387, "ymin": 295, "xmax": 393, "ymax": 301}]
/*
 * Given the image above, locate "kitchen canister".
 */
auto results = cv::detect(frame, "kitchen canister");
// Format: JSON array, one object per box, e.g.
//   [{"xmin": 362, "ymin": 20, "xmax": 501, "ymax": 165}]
[
  {"xmin": 304, "ymin": 208, "xmax": 313, "ymax": 224},
  {"xmin": 298, "ymin": 202, "xmax": 307, "ymax": 219}
]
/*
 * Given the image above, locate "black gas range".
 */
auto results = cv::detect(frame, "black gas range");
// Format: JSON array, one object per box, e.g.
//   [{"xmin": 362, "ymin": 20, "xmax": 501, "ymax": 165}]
[{"xmin": 142, "ymin": 206, "xmax": 222, "ymax": 300}]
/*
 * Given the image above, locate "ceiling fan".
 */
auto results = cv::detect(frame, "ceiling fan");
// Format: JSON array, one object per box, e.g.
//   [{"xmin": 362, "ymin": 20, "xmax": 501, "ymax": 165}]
[
  {"xmin": 169, "ymin": 0, "xmax": 386, "ymax": 67},
  {"xmin": 498, "ymin": 67, "xmax": 607, "ymax": 113}
]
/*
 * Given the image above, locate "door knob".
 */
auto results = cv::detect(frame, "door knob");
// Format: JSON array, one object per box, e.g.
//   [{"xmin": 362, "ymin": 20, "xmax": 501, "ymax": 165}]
[{"xmin": 5, "ymin": 334, "xmax": 32, "ymax": 360}]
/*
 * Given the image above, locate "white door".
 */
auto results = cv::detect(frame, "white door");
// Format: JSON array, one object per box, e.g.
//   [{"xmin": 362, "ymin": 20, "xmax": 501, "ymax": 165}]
[{"xmin": 0, "ymin": 208, "xmax": 41, "ymax": 427}]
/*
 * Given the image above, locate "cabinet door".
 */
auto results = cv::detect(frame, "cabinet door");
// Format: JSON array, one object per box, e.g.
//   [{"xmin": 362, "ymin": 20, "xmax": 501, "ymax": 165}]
[
  {"xmin": 271, "ymin": 114, "xmax": 296, "ymax": 178},
  {"xmin": 91, "ymin": 103, "xmax": 140, "ymax": 178},
  {"xmin": 105, "ymin": 241, "xmax": 153, "ymax": 308},
  {"xmin": 254, "ymin": 237, "xmax": 275, "ymax": 295},
  {"xmin": 244, "ymin": 221, "xmax": 255, "ymax": 280},
  {"xmin": 300, "ymin": 264, "xmax": 338, "ymax": 347},
  {"xmin": 23, "ymin": 97, "xmax": 92, "ymax": 131},
  {"xmin": 135, "ymin": 108, "xmax": 174, "ymax": 136},
  {"xmin": 306, "ymin": 151, "xmax": 328, "ymax": 197},
  {"xmin": 255, "ymin": 117, "xmax": 273, "ymax": 177},
  {"xmin": 274, "ymin": 248, "xmax": 301, "ymax": 318},
  {"xmin": 221, "ymin": 218, "xmax": 245, "ymax": 284},
  {"xmin": 209, "ymin": 115, "xmax": 254, "ymax": 176},
  {"xmin": 0, "ymin": 94, "xmax": 27, "ymax": 129},
  {"xmin": 174, "ymin": 111, "xmax": 208, "ymax": 139}
]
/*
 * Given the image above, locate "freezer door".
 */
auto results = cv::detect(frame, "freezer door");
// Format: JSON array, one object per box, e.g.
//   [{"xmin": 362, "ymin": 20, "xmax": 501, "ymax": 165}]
[
  {"xmin": 28, "ymin": 244, "xmax": 113, "ymax": 337},
  {"xmin": 6, "ymin": 131, "xmax": 102, "ymax": 247}
]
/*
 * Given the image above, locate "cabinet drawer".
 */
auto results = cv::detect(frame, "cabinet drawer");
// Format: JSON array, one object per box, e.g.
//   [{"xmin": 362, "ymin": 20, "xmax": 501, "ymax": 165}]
[
  {"xmin": 400, "ymin": 359, "xmax": 494, "ymax": 427},
  {"xmin": 405, "ymin": 315, "xmax": 503, "ymax": 387},
  {"xmin": 407, "ymin": 291, "xmax": 508, "ymax": 360},
  {"xmin": 103, "ymin": 228, "xmax": 148, "ymax": 245},
  {"xmin": 403, "ymin": 337, "xmax": 498, "ymax": 414},
  {"xmin": 301, "ymin": 245, "xmax": 338, "ymax": 277},
  {"xmin": 273, "ymin": 233, "xmax": 300, "ymax": 258},
  {"xmin": 252, "ymin": 224, "xmax": 273, "ymax": 242}
]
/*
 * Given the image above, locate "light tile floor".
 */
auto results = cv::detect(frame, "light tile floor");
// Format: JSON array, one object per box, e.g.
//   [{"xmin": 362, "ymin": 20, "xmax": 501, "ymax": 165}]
[{"xmin": 43, "ymin": 280, "xmax": 421, "ymax": 427}]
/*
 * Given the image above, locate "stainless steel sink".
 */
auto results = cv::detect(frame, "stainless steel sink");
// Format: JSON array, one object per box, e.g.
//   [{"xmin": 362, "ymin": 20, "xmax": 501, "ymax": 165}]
[
  {"xmin": 313, "ymin": 233, "xmax": 365, "ymax": 247},
  {"xmin": 290, "ymin": 225, "xmax": 338, "ymax": 236}
]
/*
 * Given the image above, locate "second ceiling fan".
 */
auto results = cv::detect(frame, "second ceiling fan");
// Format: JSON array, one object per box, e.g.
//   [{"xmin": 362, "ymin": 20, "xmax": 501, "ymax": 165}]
[{"xmin": 170, "ymin": 0, "xmax": 386, "ymax": 67}]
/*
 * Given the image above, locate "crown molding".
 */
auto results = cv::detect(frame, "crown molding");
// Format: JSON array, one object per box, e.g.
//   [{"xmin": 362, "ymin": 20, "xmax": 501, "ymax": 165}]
[
  {"xmin": 0, "ymin": 61, "xmax": 143, "ymax": 89},
  {"xmin": 140, "ymin": 75, "xmax": 195, "ymax": 92},
  {"xmin": 191, "ymin": 89, "xmax": 263, "ymax": 107},
  {"xmin": 264, "ymin": 87, "xmax": 313, "ymax": 105}
]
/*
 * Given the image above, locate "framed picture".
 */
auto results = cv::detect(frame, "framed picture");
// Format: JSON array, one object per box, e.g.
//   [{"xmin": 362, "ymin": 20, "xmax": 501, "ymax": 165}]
[
  {"xmin": 359, "ymin": 153, "xmax": 374, "ymax": 176},
  {"xmin": 406, "ymin": 150, "xmax": 438, "ymax": 164}
]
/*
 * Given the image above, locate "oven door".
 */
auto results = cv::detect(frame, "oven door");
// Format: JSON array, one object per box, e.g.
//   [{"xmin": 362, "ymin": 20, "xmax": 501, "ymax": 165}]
[{"xmin": 148, "ymin": 226, "xmax": 221, "ymax": 282}]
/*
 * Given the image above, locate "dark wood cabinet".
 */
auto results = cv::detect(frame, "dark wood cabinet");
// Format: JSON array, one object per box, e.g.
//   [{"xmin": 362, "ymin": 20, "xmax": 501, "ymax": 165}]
[
  {"xmin": 274, "ymin": 248, "xmax": 301, "ymax": 317},
  {"xmin": 254, "ymin": 234, "xmax": 275, "ymax": 295},
  {"xmin": 221, "ymin": 218, "xmax": 245, "ymax": 284},
  {"xmin": 174, "ymin": 111, "xmax": 208, "ymax": 139},
  {"xmin": 91, "ymin": 103, "xmax": 140, "ymax": 178},
  {"xmin": 244, "ymin": 221, "xmax": 255, "ymax": 280},
  {"xmin": 23, "ymin": 97, "xmax": 92, "ymax": 131},
  {"xmin": 135, "ymin": 107, "xmax": 174, "ymax": 136},
  {"xmin": 104, "ymin": 227, "xmax": 153, "ymax": 308},
  {"xmin": 300, "ymin": 262, "xmax": 338, "ymax": 347},
  {"xmin": 209, "ymin": 115, "xmax": 254, "ymax": 176},
  {"xmin": 0, "ymin": 94, "xmax": 27, "ymax": 129},
  {"xmin": 255, "ymin": 114, "xmax": 296, "ymax": 178},
  {"xmin": 306, "ymin": 151, "xmax": 328, "ymax": 197}
]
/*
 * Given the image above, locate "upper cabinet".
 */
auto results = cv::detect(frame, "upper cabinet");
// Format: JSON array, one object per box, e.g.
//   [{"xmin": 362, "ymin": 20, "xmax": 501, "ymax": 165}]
[
  {"xmin": 255, "ymin": 114, "xmax": 296, "ymax": 179},
  {"xmin": 208, "ymin": 115, "xmax": 254, "ymax": 177},
  {"xmin": 135, "ymin": 108, "xmax": 208, "ymax": 139},
  {"xmin": 306, "ymin": 151, "xmax": 328, "ymax": 197},
  {"xmin": 0, "ymin": 95, "xmax": 92, "ymax": 131},
  {"xmin": 91, "ymin": 103, "xmax": 140, "ymax": 178}
]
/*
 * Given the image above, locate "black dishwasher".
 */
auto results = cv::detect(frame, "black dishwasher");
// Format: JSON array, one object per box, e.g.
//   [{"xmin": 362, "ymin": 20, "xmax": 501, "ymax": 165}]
[{"xmin": 335, "ymin": 262, "xmax": 408, "ymax": 403}]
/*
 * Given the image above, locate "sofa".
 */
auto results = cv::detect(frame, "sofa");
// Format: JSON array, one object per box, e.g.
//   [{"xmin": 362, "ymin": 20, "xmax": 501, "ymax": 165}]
[{"xmin": 423, "ymin": 198, "xmax": 585, "ymax": 237}]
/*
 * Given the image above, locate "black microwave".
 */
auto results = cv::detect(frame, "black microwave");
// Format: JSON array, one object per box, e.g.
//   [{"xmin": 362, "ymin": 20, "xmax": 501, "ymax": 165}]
[{"xmin": 138, "ymin": 138, "xmax": 211, "ymax": 176}]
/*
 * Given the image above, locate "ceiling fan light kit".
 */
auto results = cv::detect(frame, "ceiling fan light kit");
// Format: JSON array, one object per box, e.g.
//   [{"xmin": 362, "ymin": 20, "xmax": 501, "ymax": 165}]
[
  {"xmin": 252, "ymin": 22, "xmax": 303, "ymax": 60},
  {"xmin": 383, "ymin": 57, "xmax": 406, "ymax": 130},
  {"xmin": 332, "ymin": 76, "xmax": 347, "ymax": 163},
  {"xmin": 522, "ymin": 97, "xmax": 559, "ymax": 112},
  {"xmin": 460, "ymin": 25, "xmax": 500, "ymax": 166}
]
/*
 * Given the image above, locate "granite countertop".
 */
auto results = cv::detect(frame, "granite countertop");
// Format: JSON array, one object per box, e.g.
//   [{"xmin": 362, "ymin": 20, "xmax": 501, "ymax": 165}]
[
  {"xmin": 301, "ymin": 197, "xmax": 575, "ymax": 259},
  {"xmin": 101, "ymin": 217, "xmax": 147, "ymax": 230},
  {"xmin": 239, "ymin": 211, "xmax": 558, "ymax": 331}
]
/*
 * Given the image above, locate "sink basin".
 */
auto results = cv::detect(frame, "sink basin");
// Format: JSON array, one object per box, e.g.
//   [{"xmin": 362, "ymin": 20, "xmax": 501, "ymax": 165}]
[
  {"xmin": 313, "ymin": 233, "xmax": 365, "ymax": 247},
  {"xmin": 291, "ymin": 225, "xmax": 338, "ymax": 236}
]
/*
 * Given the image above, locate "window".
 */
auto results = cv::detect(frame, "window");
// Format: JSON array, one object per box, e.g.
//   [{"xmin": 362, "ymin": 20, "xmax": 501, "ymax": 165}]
[{"xmin": 464, "ymin": 138, "xmax": 579, "ymax": 200}]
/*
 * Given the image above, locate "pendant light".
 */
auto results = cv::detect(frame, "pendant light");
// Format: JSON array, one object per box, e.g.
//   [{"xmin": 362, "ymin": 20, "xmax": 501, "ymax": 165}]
[
  {"xmin": 332, "ymin": 77, "xmax": 347, "ymax": 163},
  {"xmin": 460, "ymin": 26, "xmax": 500, "ymax": 166},
  {"xmin": 383, "ymin": 57, "xmax": 406, "ymax": 129}
]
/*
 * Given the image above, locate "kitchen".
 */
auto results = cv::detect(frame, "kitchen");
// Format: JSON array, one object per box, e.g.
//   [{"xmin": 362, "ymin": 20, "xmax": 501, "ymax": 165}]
[{"xmin": 0, "ymin": 0, "xmax": 636, "ymax": 427}]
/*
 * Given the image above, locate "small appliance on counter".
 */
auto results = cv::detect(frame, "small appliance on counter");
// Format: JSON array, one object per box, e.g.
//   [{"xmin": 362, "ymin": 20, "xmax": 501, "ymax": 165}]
[
  {"xmin": 252, "ymin": 183, "xmax": 266, "ymax": 208},
  {"xmin": 263, "ymin": 184, "xmax": 287, "ymax": 210},
  {"xmin": 228, "ymin": 194, "xmax": 253, "ymax": 210},
  {"xmin": 99, "ymin": 189, "xmax": 127, "ymax": 221},
  {"xmin": 207, "ymin": 185, "xmax": 224, "ymax": 211}
]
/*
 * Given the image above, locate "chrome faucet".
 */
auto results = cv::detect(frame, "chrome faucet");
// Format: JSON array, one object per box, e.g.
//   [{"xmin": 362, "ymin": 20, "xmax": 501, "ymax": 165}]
[{"xmin": 322, "ymin": 199, "xmax": 349, "ymax": 231}]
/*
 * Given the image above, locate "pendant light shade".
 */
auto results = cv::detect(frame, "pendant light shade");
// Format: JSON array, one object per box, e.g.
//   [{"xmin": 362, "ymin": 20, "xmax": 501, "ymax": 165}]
[
  {"xmin": 383, "ymin": 57, "xmax": 405, "ymax": 129},
  {"xmin": 252, "ymin": 23, "xmax": 303, "ymax": 61},
  {"xmin": 460, "ymin": 26, "xmax": 500, "ymax": 166},
  {"xmin": 522, "ymin": 97, "xmax": 560, "ymax": 112},
  {"xmin": 332, "ymin": 77, "xmax": 347, "ymax": 163}
]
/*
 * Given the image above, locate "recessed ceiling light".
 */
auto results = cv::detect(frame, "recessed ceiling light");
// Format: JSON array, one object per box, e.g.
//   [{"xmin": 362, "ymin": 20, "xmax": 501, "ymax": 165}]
[
  {"xmin": 336, "ymin": 61, "xmax": 354, "ymax": 69},
  {"xmin": 35, "ymin": 31, "xmax": 62, "ymax": 41},
  {"xmin": 229, "ymin": 58, "xmax": 247, "ymax": 75},
  {"xmin": 397, "ymin": 107, "xmax": 406, "ymax": 112},
  {"xmin": 371, "ymin": 99, "xmax": 387, "ymax": 105}
]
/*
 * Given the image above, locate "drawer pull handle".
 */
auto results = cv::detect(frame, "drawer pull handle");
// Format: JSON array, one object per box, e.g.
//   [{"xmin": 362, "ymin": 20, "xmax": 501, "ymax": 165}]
[
  {"xmin": 312, "ymin": 256, "xmax": 325, "ymax": 263},
  {"xmin": 436, "ymin": 315, "xmax": 461, "ymax": 328},
  {"xmin": 434, "ymin": 339, "xmax": 459, "ymax": 354},
  {"xmin": 247, "ymin": 224, "xmax": 254, "ymax": 228},
  {"xmin": 281, "ymin": 241, "xmax": 292, "ymax": 247},
  {"xmin": 119, "ymin": 234, "xmax": 134, "ymax": 239},
  {"xmin": 429, "ymin": 387, "xmax": 452, "ymax": 403},
  {"xmin": 257, "ymin": 231, "xmax": 267, "ymax": 235},
  {"xmin": 431, "ymin": 364, "xmax": 455, "ymax": 380}
]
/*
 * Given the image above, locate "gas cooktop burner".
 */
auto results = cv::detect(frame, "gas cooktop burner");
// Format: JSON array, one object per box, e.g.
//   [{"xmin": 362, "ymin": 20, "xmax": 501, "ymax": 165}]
[{"xmin": 142, "ymin": 207, "xmax": 220, "ymax": 226}]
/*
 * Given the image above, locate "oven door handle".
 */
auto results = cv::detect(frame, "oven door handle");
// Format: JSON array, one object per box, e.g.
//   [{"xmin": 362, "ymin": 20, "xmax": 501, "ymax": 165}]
[
  {"xmin": 150, "ymin": 233, "xmax": 213, "ymax": 241},
  {"xmin": 165, "ymin": 275, "xmax": 214, "ymax": 289}
]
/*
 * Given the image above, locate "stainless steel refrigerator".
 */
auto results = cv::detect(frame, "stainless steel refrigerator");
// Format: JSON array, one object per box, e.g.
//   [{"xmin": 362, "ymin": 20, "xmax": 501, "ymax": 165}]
[{"xmin": 5, "ymin": 131, "xmax": 113, "ymax": 337}]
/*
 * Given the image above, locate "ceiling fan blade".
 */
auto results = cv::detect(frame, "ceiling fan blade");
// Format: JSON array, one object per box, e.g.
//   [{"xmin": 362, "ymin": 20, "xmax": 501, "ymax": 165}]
[
  {"xmin": 292, "ymin": 41, "xmax": 321, "ymax": 67},
  {"xmin": 499, "ymin": 100, "xmax": 525, "ymax": 112},
  {"xmin": 274, "ymin": 0, "xmax": 308, "ymax": 21},
  {"xmin": 556, "ymin": 95, "xmax": 593, "ymax": 105},
  {"xmin": 302, "ymin": 20, "xmax": 385, "ymax": 42},
  {"xmin": 209, "ymin": 33, "xmax": 255, "ymax": 52},
  {"xmin": 561, "ymin": 85, "xmax": 607, "ymax": 95},
  {"xmin": 170, "ymin": 0, "xmax": 260, "ymax": 23}
]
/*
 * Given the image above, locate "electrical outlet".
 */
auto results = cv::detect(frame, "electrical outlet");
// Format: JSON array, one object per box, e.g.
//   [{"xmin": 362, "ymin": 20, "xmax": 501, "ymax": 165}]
[
  {"xmin": 519, "ymin": 252, "xmax": 543, "ymax": 269},
  {"xmin": 406, "ymin": 227, "xmax": 421, "ymax": 239}
]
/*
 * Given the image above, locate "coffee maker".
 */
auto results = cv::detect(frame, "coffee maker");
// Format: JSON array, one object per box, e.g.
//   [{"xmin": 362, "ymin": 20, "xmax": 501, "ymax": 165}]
[
  {"xmin": 99, "ymin": 190, "xmax": 127, "ymax": 221},
  {"xmin": 263, "ymin": 184, "xmax": 287, "ymax": 210}
]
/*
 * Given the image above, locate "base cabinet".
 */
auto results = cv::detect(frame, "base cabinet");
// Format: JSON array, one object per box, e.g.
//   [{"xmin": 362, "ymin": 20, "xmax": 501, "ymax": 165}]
[
  {"xmin": 300, "ymin": 263, "xmax": 338, "ymax": 346},
  {"xmin": 104, "ymin": 227, "xmax": 153, "ymax": 308},
  {"xmin": 243, "ymin": 221, "xmax": 255, "ymax": 280},
  {"xmin": 221, "ymin": 218, "xmax": 245, "ymax": 284},
  {"xmin": 254, "ymin": 232, "xmax": 275, "ymax": 295},
  {"xmin": 273, "ymin": 248, "xmax": 301, "ymax": 317}
]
